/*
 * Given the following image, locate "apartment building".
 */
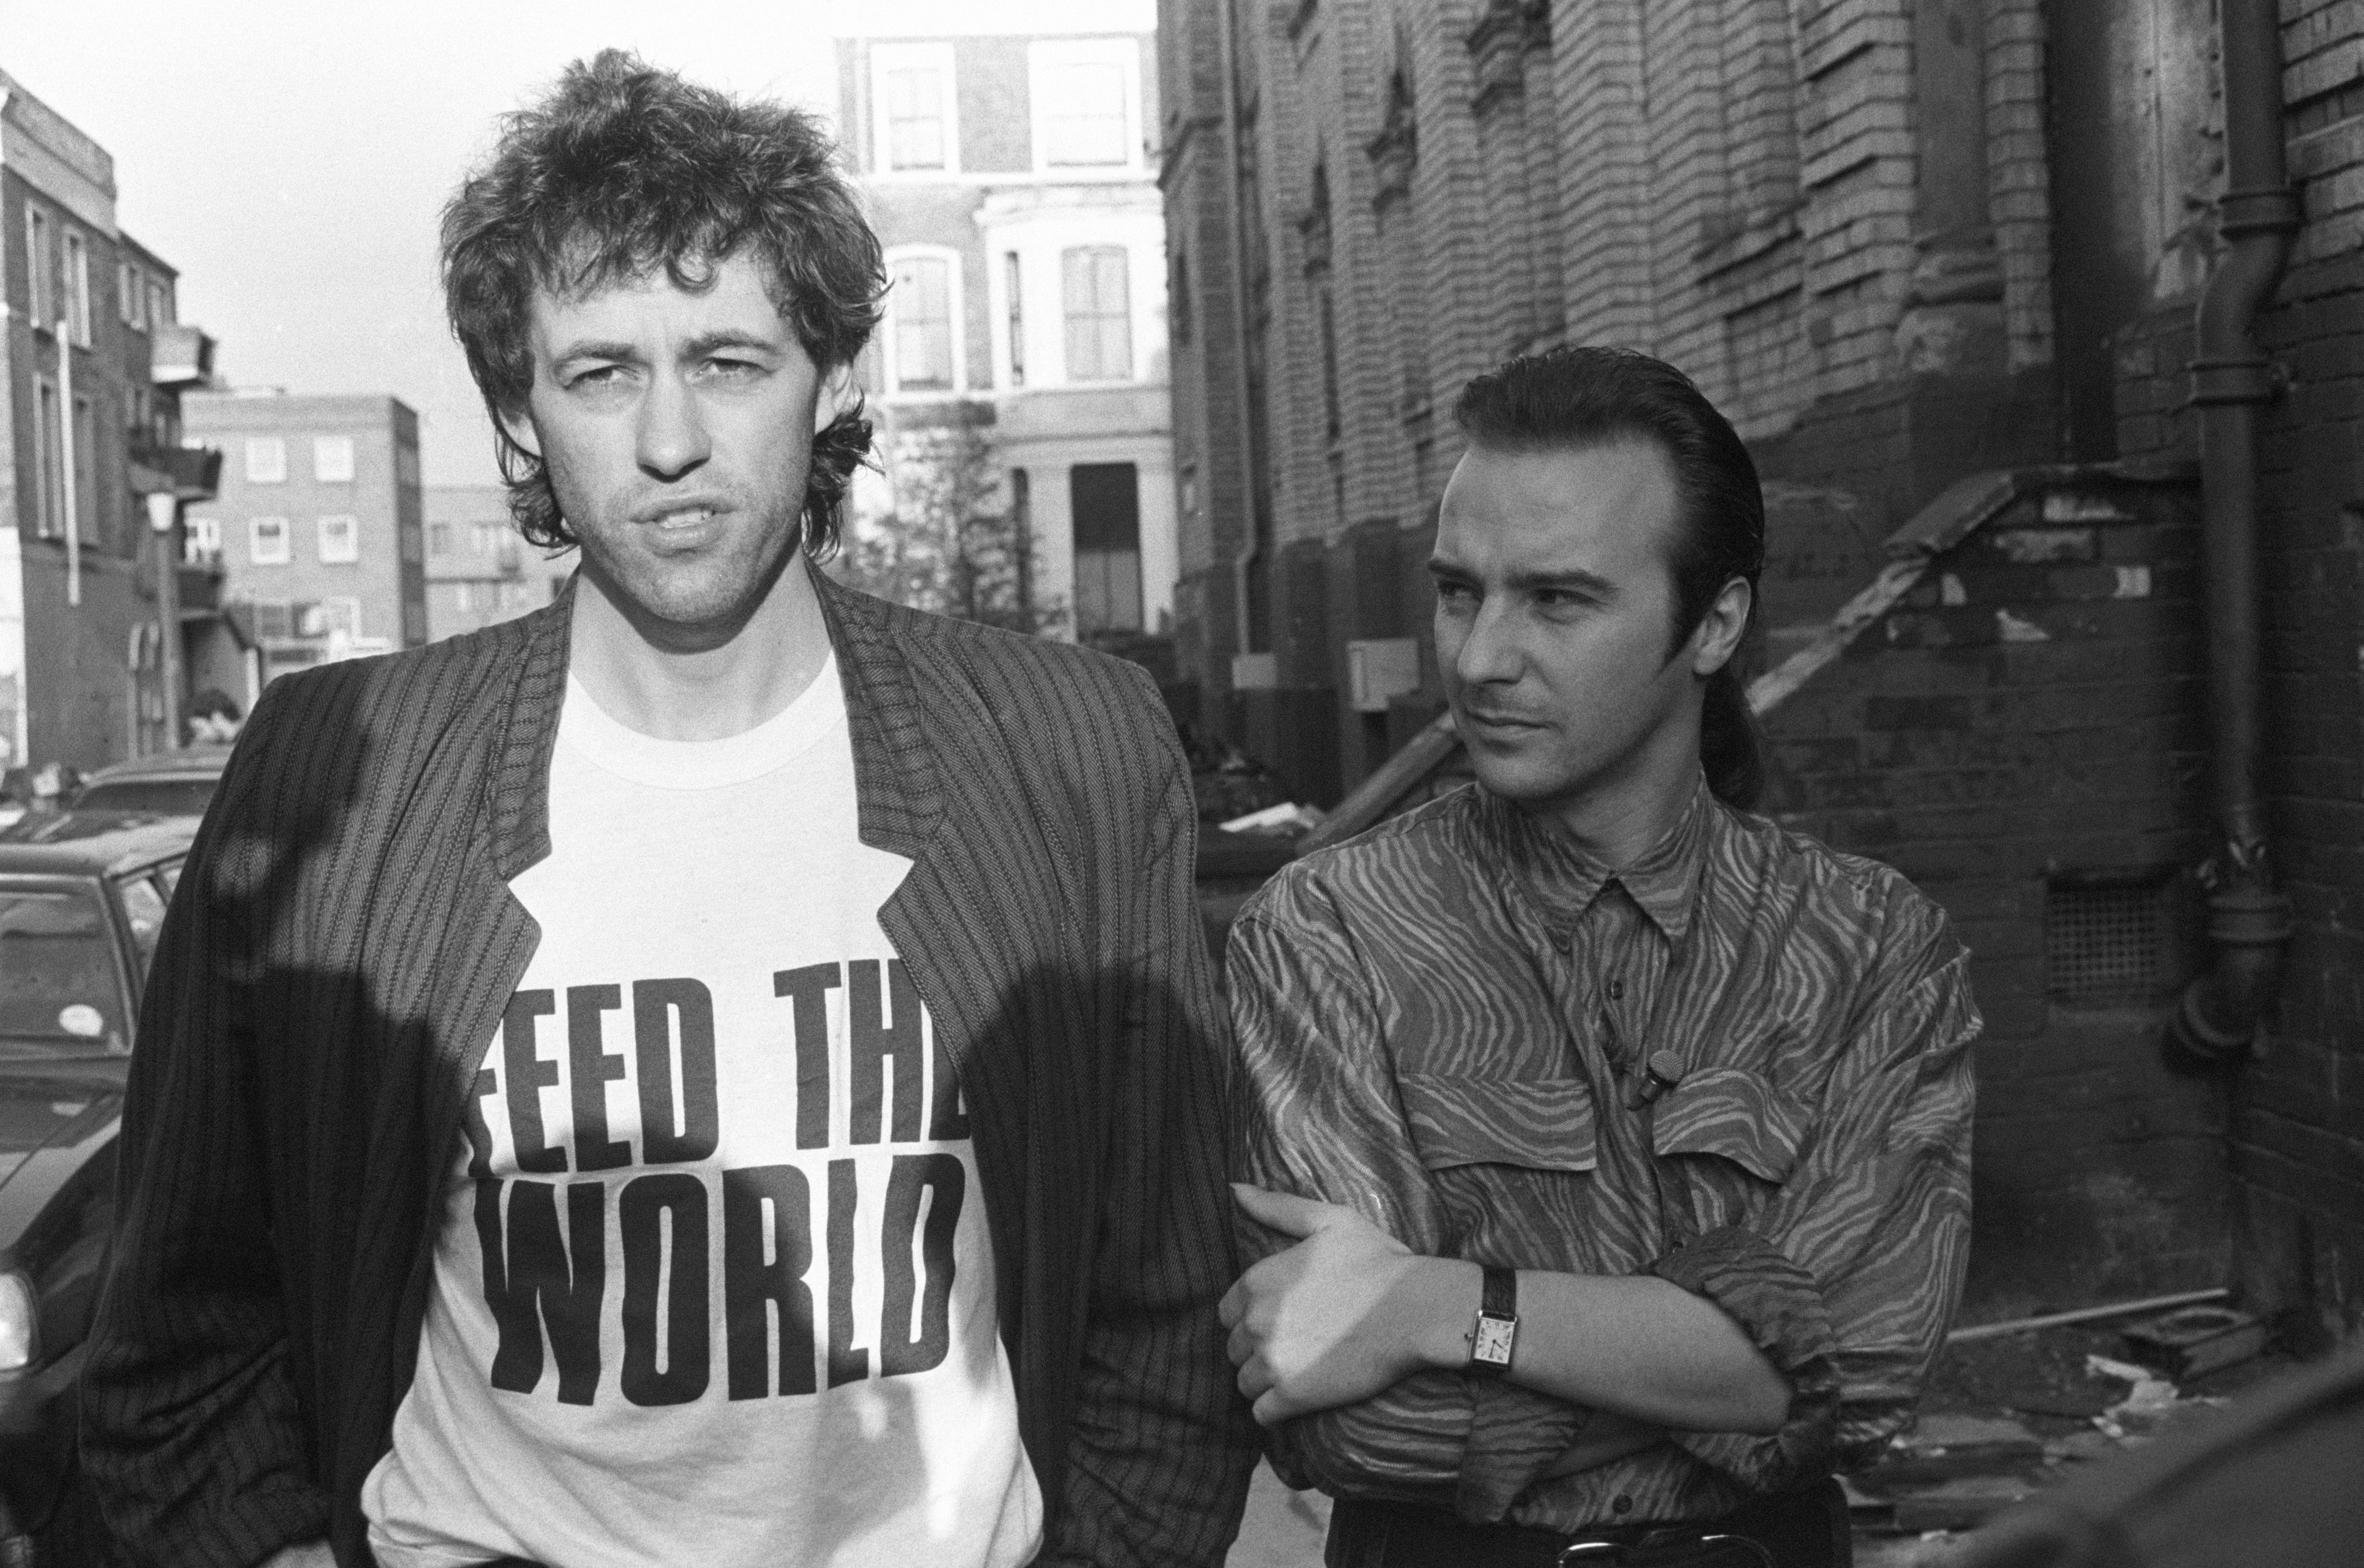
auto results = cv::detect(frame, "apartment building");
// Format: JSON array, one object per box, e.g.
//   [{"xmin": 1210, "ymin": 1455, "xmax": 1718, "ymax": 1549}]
[
  {"xmin": 2, "ymin": 68, "xmax": 224, "ymax": 764},
  {"xmin": 181, "ymin": 391, "xmax": 426, "ymax": 690},
  {"xmin": 424, "ymin": 482, "xmax": 574, "ymax": 641},
  {"xmin": 837, "ymin": 12, "xmax": 1177, "ymax": 640}
]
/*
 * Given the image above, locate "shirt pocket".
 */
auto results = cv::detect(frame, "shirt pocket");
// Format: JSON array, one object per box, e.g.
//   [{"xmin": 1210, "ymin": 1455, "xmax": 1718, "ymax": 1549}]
[
  {"xmin": 1650, "ymin": 1065, "xmax": 1810, "ymax": 1183},
  {"xmin": 1397, "ymin": 1074, "xmax": 1599, "ymax": 1174}
]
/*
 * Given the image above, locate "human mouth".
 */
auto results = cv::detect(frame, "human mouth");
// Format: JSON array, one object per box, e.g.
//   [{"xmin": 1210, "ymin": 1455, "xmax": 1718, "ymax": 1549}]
[
  {"xmin": 632, "ymin": 496, "xmax": 733, "ymax": 530},
  {"xmin": 1460, "ymin": 707, "xmax": 1548, "ymax": 739}
]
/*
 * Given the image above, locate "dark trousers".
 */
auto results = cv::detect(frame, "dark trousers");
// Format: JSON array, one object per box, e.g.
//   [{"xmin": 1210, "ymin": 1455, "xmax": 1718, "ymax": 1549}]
[{"xmin": 1325, "ymin": 1479, "xmax": 1851, "ymax": 1568}]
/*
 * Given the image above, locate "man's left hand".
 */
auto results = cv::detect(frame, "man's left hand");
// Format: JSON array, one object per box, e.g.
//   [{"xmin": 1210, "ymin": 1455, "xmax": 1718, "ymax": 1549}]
[{"xmin": 1220, "ymin": 1184, "xmax": 1478, "ymax": 1426}]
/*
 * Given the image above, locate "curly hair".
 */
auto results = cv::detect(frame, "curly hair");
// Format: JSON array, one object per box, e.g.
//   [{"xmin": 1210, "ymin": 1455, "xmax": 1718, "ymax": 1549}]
[
  {"xmin": 1454, "ymin": 346, "xmax": 1768, "ymax": 809},
  {"xmin": 441, "ymin": 50, "xmax": 885, "ymax": 555}
]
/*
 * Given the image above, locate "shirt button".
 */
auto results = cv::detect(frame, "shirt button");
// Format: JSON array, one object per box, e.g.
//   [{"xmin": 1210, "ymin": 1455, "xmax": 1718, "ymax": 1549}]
[
  {"xmin": 1646, "ymin": 1050, "xmax": 1685, "ymax": 1086},
  {"xmin": 1606, "ymin": 977, "xmax": 1625, "ymax": 1000},
  {"xmin": 1612, "ymin": 1494, "xmax": 1634, "ymax": 1515}
]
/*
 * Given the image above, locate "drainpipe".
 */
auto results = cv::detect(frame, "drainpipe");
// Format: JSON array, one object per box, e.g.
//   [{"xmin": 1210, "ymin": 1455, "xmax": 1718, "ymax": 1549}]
[
  {"xmin": 1216, "ymin": 0, "xmax": 1263, "ymax": 671},
  {"xmin": 2177, "ymin": 0, "xmax": 2302, "ymax": 1060}
]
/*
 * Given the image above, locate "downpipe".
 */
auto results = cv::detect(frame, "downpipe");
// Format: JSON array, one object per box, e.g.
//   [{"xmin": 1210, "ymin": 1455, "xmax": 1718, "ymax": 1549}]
[{"xmin": 2176, "ymin": 0, "xmax": 2302, "ymax": 1061}]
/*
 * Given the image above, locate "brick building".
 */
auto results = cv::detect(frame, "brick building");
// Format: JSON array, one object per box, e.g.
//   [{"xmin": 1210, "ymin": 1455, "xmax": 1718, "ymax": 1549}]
[
  {"xmin": 837, "ymin": 10, "xmax": 1180, "ymax": 639},
  {"xmin": 2, "ymin": 68, "xmax": 226, "ymax": 766},
  {"xmin": 1161, "ymin": 0, "xmax": 2364, "ymax": 1337},
  {"xmin": 423, "ymin": 482, "xmax": 573, "ymax": 642},
  {"xmin": 181, "ymin": 391, "xmax": 427, "ymax": 694}
]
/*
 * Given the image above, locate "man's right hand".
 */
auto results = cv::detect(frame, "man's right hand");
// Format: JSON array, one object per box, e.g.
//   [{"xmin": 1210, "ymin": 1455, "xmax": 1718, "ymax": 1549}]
[{"xmin": 261, "ymin": 1541, "xmax": 335, "ymax": 1568}]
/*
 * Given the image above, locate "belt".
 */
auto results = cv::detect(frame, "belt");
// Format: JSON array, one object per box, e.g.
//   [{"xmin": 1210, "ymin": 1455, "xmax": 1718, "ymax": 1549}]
[{"xmin": 1326, "ymin": 1479, "xmax": 1849, "ymax": 1568}]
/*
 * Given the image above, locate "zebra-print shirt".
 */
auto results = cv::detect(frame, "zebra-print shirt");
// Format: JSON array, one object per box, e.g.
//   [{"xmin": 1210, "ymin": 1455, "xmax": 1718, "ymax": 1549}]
[{"xmin": 1228, "ymin": 776, "xmax": 1979, "ymax": 1529}]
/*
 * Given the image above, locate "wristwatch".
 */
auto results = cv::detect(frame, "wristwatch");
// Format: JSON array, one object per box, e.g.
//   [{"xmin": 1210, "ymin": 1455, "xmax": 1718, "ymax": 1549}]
[{"xmin": 1468, "ymin": 1265, "xmax": 1518, "ymax": 1375}]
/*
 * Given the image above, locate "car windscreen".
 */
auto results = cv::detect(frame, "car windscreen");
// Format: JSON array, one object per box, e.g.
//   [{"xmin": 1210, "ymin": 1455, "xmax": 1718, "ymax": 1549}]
[
  {"xmin": 0, "ymin": 885, "xmax": 126, "ymax": 1052},
  {"xmin": 72, "ymin": 777, "xmax": 217, "ymax": 817}
]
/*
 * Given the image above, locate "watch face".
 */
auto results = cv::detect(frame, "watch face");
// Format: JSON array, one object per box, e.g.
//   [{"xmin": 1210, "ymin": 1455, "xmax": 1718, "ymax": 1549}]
[{"xmin": 1472, "ymin": 1314, "xmax": 1517, "ymax": 1367}]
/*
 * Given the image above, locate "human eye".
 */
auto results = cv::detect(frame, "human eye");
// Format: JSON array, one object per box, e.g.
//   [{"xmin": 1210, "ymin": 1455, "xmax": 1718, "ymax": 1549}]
[
  {"xmin": 1433, "ymin": 578, "xmax": 1478, "ymax": 611},
  {"xmin": 563, "ymin": 362, "xmax": 630, "ymax": 392}
]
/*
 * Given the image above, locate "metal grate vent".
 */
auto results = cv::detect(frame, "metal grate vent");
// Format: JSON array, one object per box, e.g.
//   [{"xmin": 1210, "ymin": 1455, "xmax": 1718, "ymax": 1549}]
[{"xmin": 2047, "ymin": 882, "xmax": 2164, "ymax": 1006}]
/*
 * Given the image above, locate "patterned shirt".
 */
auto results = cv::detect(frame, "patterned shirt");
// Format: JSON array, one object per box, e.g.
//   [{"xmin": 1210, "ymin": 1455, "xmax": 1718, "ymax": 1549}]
[{"xmin": 1227, "ymin": 778, "xmax": 1979, "ymax": 1530}]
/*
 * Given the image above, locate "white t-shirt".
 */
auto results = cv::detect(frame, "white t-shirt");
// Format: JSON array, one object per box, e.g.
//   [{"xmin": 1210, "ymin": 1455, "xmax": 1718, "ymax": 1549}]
[{"xmin": 363, "ymin": 658, "xmax": 1042, "ymax": 1568}]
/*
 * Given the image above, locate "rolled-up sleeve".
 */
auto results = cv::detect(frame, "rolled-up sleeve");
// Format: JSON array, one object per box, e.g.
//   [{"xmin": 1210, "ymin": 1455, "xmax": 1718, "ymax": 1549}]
[
  {"xmin": 1227, "ymin": 874, "xmax": 1589, "ymax": 1522},
  {"xmin": 1651, "ymin": 942, "xmax": 1981, "ymax": 1489}
]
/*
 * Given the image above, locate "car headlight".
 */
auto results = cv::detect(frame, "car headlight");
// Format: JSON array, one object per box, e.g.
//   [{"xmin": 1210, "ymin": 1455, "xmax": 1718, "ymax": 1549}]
[{"xmin": 0, "ymin": 1270, "xmax": 35, "ymax": 1372}]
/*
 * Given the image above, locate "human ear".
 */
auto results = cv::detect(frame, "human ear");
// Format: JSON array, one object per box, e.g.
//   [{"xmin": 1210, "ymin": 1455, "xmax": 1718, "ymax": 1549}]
[{"xmin": 1691, "ymin": 577, "xmax": 1753, "ymax": 677}]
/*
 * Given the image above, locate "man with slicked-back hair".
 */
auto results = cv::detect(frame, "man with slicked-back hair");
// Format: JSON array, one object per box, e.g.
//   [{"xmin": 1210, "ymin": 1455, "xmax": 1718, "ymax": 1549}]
[
  {"xmin": 1220, "ymin": 347, "xmax": 1978, "ymax": 1568},
  {"xmin": 83, "ymin": 52, "xmax": 1254, "ymax": 1568}
]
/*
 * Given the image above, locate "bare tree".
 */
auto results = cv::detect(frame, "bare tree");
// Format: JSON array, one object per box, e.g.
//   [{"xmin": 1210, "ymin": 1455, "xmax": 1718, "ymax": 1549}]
[{"xmin": 832, "ymin": 406, "xmax": 1063, "ymax": 636}]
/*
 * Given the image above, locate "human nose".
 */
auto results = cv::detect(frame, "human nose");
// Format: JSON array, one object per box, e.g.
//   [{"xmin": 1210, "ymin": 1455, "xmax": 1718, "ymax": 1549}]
[
  {"xmin": 635, "ymin": 371, "xmax": 710, "ymax": 480},
  {"xmin": 1452, "ymin": 596, "xmax": 1524, "ymax": 687}
]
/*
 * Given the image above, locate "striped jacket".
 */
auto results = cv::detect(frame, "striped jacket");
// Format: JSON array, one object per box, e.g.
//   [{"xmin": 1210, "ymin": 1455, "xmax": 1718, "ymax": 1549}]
[
  {"xmin": 82, "ymin": 569, "xmax": 1256, "ymax": 1568},
  {"xmin": 1229, "ymin": 780, "xmax": 1979, "ymax": 1529}
]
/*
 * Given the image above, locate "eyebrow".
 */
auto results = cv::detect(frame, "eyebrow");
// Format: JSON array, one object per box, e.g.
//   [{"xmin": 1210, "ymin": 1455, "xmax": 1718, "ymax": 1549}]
[
  {"xmin": 551, "ymin": 329, "xmax": 784, "ymax": 364},
  {"xmin": 1426, "ymin": 558, "xmax": 1618, "ymax": 599}
]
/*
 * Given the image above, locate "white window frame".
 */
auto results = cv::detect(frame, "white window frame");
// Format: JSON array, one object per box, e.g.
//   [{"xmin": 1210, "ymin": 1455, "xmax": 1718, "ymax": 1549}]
[
  {"xmin": 870, "ymin": 42, "xmax": 960, "ymax": 177},
  {"xmin": 1028, "ymin": 38, "xmax": 1143, "ymax": 175},
  {"xmin": 316, "ymin": 514, "xmax": 360, "ymax": 563},
  {"xmin": 882, "ymin": 244, "xmax": 967, "ymax": 398},
  {"xmin": 250, "ymin": 517, "xmax": 291, "ymax": 565},
  {"xmin": 62, "ymin": 229, "xmax": 91, "ymax": 345},
  {"xmin": 24, "ymin": 208, "xmax": 50, "ymax": 328},
  {"xmin": 1061, "ymin": 243, "xmax": 1136, "ymax": 383},
  {"xmin": 148, "ymin": 277, "xmax": 171, "ymax": 327},
  {"xmin": 313, "ymin": 435, "xmax": 356, "ymax": 482},
  {"xmin": 245, "ymin": 438, "xmax": 287, "ymax": 485},
  {"xmin": 184, "ymin": 514, "xmax": 222, "ymax": 563}
]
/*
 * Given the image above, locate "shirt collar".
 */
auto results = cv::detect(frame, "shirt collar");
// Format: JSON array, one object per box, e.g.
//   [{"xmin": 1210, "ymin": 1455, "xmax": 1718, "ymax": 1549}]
[{"xmin": 1473, "ymin": 774, "xmax": 1715, "ymax": 945}]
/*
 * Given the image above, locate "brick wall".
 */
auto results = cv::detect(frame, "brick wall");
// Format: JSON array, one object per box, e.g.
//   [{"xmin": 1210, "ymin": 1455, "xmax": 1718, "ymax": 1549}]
[{"xmin": 1759, "ymin": 475, "xmax": 2223, "ymax": 1311}]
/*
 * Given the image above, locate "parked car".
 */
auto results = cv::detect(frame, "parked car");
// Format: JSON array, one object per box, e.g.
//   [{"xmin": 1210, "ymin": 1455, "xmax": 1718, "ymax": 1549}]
[
  {"xmin": 68, "ymin": 747, "xmax": 233, "ymax": 819},
  {"xmin": 0, "ymin": 810, "xmax": 197, "ymax": 1564}
]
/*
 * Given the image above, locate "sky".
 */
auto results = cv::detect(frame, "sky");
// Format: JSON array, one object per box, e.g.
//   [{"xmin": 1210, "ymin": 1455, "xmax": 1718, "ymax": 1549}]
[{"xmin": 1, "ymin": 0, "xmax": 1156, "ymax": 486}]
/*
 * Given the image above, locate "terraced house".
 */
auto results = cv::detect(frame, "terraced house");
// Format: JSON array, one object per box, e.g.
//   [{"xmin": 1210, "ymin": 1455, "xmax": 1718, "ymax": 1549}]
[
  {"xmin": 1160, "ymin": 0, "xmax": 2364, "ymax": 1342},
  {"xmin": 2, "ymin": 68, "xmax": 228, "ymax": 766}
]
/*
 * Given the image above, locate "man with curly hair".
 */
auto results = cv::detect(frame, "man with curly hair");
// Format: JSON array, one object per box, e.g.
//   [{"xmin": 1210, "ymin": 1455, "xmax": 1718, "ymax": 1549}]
[{"xmin": 82, "ymin": 52, "xmax": 1253, "ymax": 1568}]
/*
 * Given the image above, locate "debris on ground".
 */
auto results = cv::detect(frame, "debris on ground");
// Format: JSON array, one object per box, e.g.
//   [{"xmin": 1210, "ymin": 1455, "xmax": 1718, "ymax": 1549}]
[
  {"xmin": 2118, "ymin": 1303, "xmax": 2267, "ymax": 1381},
  {"xmin": 1849, "ymin": 1309, "xmax": 2293, "ymax": 1564}
]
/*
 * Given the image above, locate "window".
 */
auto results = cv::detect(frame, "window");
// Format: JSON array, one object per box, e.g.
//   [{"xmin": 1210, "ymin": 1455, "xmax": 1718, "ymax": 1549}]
[
  {"xmin": 305, "ymin": 598, "xmax": 362, "ymax": 639},
  {"xmin": 313, "ymin": 435, "xmax": 356, "ymax": 482},
  {"xmin": 429, "ymin": 523, "xmax": 454, "ymax": 555},
  {"xmin": 250, "ymin": 600, "xmax": 294, "ymax": 640},
  {"xmin": 147, "ymin": 278, "xmax": 171, "ymax": 327},
  {"xmin": 120, "ymin": 260, "xmax": 145, "ymax": 328},
  {"xmin": 1030, "ymin": 40, "xmax": 1138, "ymax": 170},
  {"xmin": 873, "ymin": 44, "xmax": 956, "ymax": 173},
  {"xmin": 1071, "ymin": 463, "xmax": 1143, "ymax": 635},
  {"xmin": 1005, "ymin": 252, "xmax": 1026, "ymax": 387},
  {"xmin": 889, "ymin": 253, "xmax": 956, "ymax": 391},
  {"xmin": 1171, "ymin": 250, "xmax": 1193, "ymax": 345},
  {"xmin": 317, "ymin": 515, "xmax": 359, "ymax": 563},
  {"xmin": 62, "ymin": 230, "xmax": 90, "ymax": 345},
  {"xmin": 24, "ymin": 208, "xmax": 50, "ymax": 328},
  {"xmin": 32, "ymin": 381, "xmax": 63, "ymax": 540},
  {"xmin": 1063, "ymin": 246, "xmax": 1133, "ymax": 382},
  {"xmin": 246, "ymin": 438, "xmax": 287, "ymax": 484},
  {"xmin": 184, "ymin": 514, "xmax": 222, "ymax": 564},
  {"xmin": 250, "ymin": 517, "xmax": 291, "ymax": 565},
  {"xmin": 471, "ymin": 522, "xmax": 506, "ymax": 556}
]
